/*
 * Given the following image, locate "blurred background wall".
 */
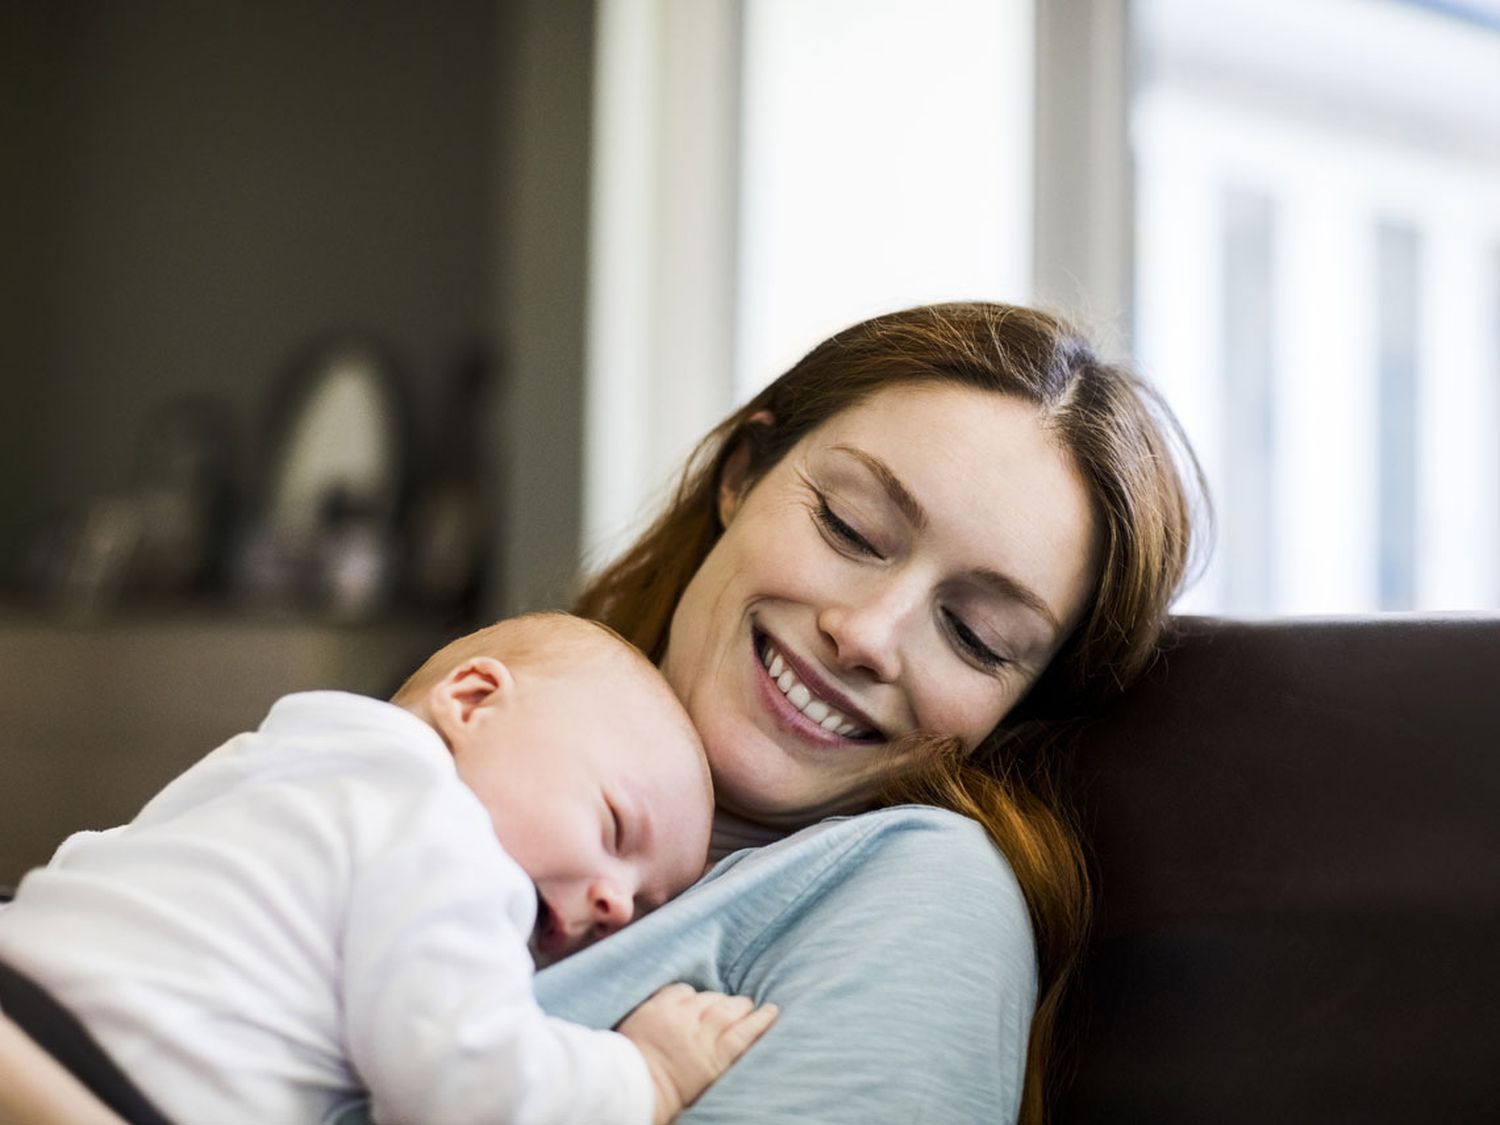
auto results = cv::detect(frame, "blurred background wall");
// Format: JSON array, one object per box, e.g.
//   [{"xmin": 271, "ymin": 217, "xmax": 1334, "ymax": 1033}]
[
  {"xmin": 2, "ymin": 0, "xmax": 1498, "ymax": 880},
  {"xmin": 2, "ymin": 0, "xmax": 498, "ymax": 571}
]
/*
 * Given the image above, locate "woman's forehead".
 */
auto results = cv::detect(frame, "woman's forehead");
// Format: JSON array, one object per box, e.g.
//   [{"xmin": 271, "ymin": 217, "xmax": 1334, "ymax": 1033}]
[
  {"xmin": 809, "ymin": 381, "xmax": 1029, "ymax": 438},
  {"xmin": 799, "ymin": 384, "xmax": 1057, "ymax": 492}
]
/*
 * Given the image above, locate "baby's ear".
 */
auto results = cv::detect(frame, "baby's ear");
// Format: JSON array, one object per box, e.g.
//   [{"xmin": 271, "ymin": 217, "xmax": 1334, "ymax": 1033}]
[{"xmin": 427, "ymin": 656, "xmax": 516, "ymax": 741}]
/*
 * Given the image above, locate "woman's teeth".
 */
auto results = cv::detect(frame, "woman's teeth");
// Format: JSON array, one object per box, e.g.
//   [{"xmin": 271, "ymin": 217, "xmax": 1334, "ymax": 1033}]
[{"xmin": 761, "ymin": 641, "xmax": 872, "ymax": 738}]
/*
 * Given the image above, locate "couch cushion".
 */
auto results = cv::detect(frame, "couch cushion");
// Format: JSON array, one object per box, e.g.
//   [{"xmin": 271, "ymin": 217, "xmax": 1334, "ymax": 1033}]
[{"xmin": 1060, "ymin": 615, "xmax": 1500, "ymax": 1124}]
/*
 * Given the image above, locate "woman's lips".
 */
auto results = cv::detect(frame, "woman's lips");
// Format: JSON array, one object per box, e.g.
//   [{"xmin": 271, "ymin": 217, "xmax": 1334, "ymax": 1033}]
[{"xmin": 751, "ymin": 627, "xmax": 886, "ymax": 747}]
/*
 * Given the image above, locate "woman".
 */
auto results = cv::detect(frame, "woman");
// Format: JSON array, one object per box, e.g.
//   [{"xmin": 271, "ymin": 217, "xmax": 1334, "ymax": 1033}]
[
  {"xmin": 567, "ymin": 301, "xmax": 1202, "ymax": 1123},
  {"xmin": 1, "ymin": 302, "xmax": 1202, "ymax": 1124}
]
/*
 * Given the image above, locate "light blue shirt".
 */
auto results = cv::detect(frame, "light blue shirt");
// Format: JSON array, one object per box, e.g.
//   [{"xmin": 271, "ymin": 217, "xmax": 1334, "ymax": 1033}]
[{"xmin": 328, "ymin": 805, "xmax": 1035, "ymax": 1124}]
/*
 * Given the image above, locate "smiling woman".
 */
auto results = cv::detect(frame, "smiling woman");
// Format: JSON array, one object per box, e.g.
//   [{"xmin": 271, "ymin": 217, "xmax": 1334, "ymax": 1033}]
[{"xmin": 576, "ymin": 301, "xmax": 1207, "ymax": 1123}]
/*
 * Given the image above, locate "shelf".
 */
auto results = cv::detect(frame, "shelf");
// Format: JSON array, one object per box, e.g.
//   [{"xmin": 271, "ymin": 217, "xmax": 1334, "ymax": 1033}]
[{"xmin": 0, "ymin": 614, "xmax": 453, "ymax": 883}]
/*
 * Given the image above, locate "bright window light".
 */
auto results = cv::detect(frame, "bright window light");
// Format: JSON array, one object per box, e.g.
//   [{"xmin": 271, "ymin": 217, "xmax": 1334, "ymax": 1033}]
[
  {"xmin": 736, "ymin": 0, "xmax": 1035, "ymax": 397},
  {"xmin": 1133, "ymin": 0, "xmax": 1500, "ymax": 613}
]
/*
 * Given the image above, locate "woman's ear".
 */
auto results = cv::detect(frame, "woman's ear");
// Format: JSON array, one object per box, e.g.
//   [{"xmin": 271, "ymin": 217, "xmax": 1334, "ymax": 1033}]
[
  {"xmin": 718, "ymin": 411, "xmax": 774, "ymax": 527},
  {"xmin": 426, "ymin": 656, "xmax": 516, "ymax": 746}
]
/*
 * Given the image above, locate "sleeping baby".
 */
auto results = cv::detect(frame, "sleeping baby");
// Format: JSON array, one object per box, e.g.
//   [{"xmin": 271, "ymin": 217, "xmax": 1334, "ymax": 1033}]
[{"xmin": 0, "ymin": 612, "xmax": 775, "ymax": 1125}]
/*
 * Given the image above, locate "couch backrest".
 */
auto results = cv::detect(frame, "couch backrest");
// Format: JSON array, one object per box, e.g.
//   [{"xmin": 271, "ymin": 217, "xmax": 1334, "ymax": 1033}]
[{"xmin": 1057, "ymin": 616, "xmax": 1500, "ymax": 1123}]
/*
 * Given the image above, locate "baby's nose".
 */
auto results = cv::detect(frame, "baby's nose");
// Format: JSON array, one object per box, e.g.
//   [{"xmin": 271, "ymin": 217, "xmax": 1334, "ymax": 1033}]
[{"xmin": 591, "ymin": 882, "xmax": 633, "ymax": 934}]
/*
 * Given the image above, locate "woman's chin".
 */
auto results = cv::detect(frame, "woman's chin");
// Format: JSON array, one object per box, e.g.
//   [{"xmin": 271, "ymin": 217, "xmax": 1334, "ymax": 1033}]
[
  {"xmin": 708, "ymin": 749, "xmax": 873, "ymax": 829},
  {"xmin": 709, "ymin": 755, "xmax": 813, "ymax": 828}
]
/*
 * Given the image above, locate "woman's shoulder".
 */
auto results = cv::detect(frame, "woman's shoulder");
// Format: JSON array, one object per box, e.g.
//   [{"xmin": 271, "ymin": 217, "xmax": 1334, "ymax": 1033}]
[
  {"xmin": 698, "ymin": 805, "xmax": 1036, "ymax": 1122},
  {"xmin": 811, "ymin": 801, "xmax": 1011, "ymax": 858},
  {"xmin": 726, "ymin": 804, "xmax": 1034, "ymax": 958},
  {"xmin": 721, "ymin": 803, "xmax": 1027, "ymax": 905}
]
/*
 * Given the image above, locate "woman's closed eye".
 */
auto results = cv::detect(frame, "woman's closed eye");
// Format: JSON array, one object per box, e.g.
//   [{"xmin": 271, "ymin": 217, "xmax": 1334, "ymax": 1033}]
[
  {"xmin": 942, "ymin": 608, "xmax": 1007, "ymax": 671},
  {"xmin": 812, "ymin": 494, "xmax": 883, "ymax": 559}
]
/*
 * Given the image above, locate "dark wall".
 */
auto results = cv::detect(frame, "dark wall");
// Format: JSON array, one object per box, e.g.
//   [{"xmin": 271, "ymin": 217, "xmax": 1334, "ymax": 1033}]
[
  {"xmin": 495, "ymin": 0, "xmax": 593, "ymax": 613},
  {"xmin": 1, "ymin": 0, "xmax": 501, "ymax": 564}
]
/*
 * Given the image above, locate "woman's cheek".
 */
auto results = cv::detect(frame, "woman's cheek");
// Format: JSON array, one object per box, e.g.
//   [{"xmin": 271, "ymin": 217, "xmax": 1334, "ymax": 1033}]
[
  {"xmin": 912, "ymin": 670, "xmax": 1013, "ymax": 752},
  {"xmin": 765, "ymin": 508, "xmax": 840, "ymax": 591}
]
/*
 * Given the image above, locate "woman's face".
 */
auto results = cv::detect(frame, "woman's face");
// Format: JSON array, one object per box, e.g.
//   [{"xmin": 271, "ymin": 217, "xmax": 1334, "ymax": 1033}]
[{"xmin": 661, "ymin": 383, "xmax": 1101, "ymax": 826}]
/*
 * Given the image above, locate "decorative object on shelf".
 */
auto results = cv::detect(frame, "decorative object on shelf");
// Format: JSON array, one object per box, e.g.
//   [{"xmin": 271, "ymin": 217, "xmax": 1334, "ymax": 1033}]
[
  {"xmin": 127, "ymin": 397, "xmax": 236, "ymax": 597},
  {"xmin": 53, "ymin": 495, "xmax": 143, "ymax": 620},
  {"xmin": 22, "ymin": 397, "xmax": 235, "ymax": 618},
  {"xmin": 234, "ymin": 338, "xmax": 407, "ymax": 621},
  {"xmin": 405, "ymin": 344, "xmax": 498, "ymax": 620}
]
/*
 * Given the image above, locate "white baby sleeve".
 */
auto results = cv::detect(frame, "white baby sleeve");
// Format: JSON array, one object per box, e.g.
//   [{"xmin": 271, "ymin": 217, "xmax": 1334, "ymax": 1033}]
[{"xmin": 341, "ymin": 787, "xmax": 654, "ymax": 1125}]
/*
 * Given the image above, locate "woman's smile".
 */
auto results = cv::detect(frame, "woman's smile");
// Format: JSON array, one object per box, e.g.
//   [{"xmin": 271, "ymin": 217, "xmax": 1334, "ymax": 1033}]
[{"xmin": 751, "ymin": 625, "xmax": 886, "ymax": 746}]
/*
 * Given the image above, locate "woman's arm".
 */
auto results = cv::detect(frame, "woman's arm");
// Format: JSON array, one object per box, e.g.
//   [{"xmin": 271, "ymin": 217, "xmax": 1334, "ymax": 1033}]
[{"xmin": 0, "ymin": 1011, "xmax": 127, "ymax": 1125}]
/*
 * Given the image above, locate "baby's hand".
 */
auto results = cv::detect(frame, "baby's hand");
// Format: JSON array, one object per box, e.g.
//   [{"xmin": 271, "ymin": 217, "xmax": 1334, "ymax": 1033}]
[{"xmin": 617, "ymin": 982, "xmax": 779, "ymax": 1125}]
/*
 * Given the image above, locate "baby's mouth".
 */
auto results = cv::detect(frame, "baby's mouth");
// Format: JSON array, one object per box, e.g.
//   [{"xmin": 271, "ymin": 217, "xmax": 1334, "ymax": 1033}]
[{"xmin": 531, "ymin": 890, "xmax": 563, "ymax": 957}]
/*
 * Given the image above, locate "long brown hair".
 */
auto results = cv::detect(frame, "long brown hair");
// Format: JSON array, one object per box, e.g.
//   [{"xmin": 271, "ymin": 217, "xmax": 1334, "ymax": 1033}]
[{"xmin": 575, "ymin": 302, "xmax": 1207, "ymax": 1123}]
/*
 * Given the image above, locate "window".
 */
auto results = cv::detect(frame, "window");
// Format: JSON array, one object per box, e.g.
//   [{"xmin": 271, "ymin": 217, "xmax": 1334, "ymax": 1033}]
[
  {"xmin": 1133, "ymin": 0, "xmax": 1500, "ymax": 612},
  {"xmin": 734, "ymin": 0, "xmax": 1035, "ymax": 399}
]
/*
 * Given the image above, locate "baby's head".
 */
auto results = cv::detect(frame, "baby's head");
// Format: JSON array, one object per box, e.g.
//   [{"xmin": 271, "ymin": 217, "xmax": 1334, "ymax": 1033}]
[{"xmin": 393, "ymin": 613, "xmax": 712, "ymax": 966}]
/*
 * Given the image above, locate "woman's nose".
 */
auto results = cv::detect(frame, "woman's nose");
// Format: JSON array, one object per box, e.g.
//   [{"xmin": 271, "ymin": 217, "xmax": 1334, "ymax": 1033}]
[
  {"xmin": 589, "ymin": 879, "xmax": 634, "ymax": 935},
  {"xmin": 817, "ymin": 579, "xmax": 919, "ymax": 682}
]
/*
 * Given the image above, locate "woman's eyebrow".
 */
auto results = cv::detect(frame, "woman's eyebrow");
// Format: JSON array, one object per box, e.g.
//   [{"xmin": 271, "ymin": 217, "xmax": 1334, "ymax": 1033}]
[
  {"xmin": 830, "ymin": 444, "xmax": 926, "ymax": 529},
  {"xmin": 970, "ymin": 567, "xmax": 1062, "ymax": 635},
  {"xmin": 829, "ymin": 443, "xmax": 1062, "ymax": 635}
]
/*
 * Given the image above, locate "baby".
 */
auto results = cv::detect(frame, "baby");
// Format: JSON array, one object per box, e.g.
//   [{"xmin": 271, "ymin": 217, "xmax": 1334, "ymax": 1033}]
[{"xmin": 0, "ymin": 612, "xmax": 775, "ymax": 1125}]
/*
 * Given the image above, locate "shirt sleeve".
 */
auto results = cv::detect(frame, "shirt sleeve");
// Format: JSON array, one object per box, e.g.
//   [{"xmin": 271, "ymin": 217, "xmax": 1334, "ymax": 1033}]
[{"xmin": 341, "ymin": 788, "xmax": 654, "ymax": 1125}]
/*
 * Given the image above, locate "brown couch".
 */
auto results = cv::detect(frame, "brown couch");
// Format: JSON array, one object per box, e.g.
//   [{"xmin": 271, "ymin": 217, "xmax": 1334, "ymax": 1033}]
[{"xmin": 1059, "ymin": 615, "xmax": 1500, "ymax": 1124}]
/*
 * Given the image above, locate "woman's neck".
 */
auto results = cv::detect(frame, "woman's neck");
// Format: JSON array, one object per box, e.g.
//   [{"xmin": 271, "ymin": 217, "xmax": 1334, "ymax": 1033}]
[{"xmin": 708, "ymin": 806, "xmax": 792, "ymax": 864}]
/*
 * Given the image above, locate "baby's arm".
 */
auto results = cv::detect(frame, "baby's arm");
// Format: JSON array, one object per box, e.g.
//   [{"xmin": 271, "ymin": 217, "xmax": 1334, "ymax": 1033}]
[{"xmin": 617, "ymin": 984, "xmax": 778, "ymax": 1125}]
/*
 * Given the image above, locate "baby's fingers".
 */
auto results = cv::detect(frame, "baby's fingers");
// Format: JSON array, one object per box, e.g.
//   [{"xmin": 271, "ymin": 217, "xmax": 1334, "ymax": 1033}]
[
  {"xmin": 701, "ymin": 993, "xmax": 755, "ymax": 1024},
  {"xmin": 715, "ymin": 1001, "xmax": 779, "ymax": 1061}
]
